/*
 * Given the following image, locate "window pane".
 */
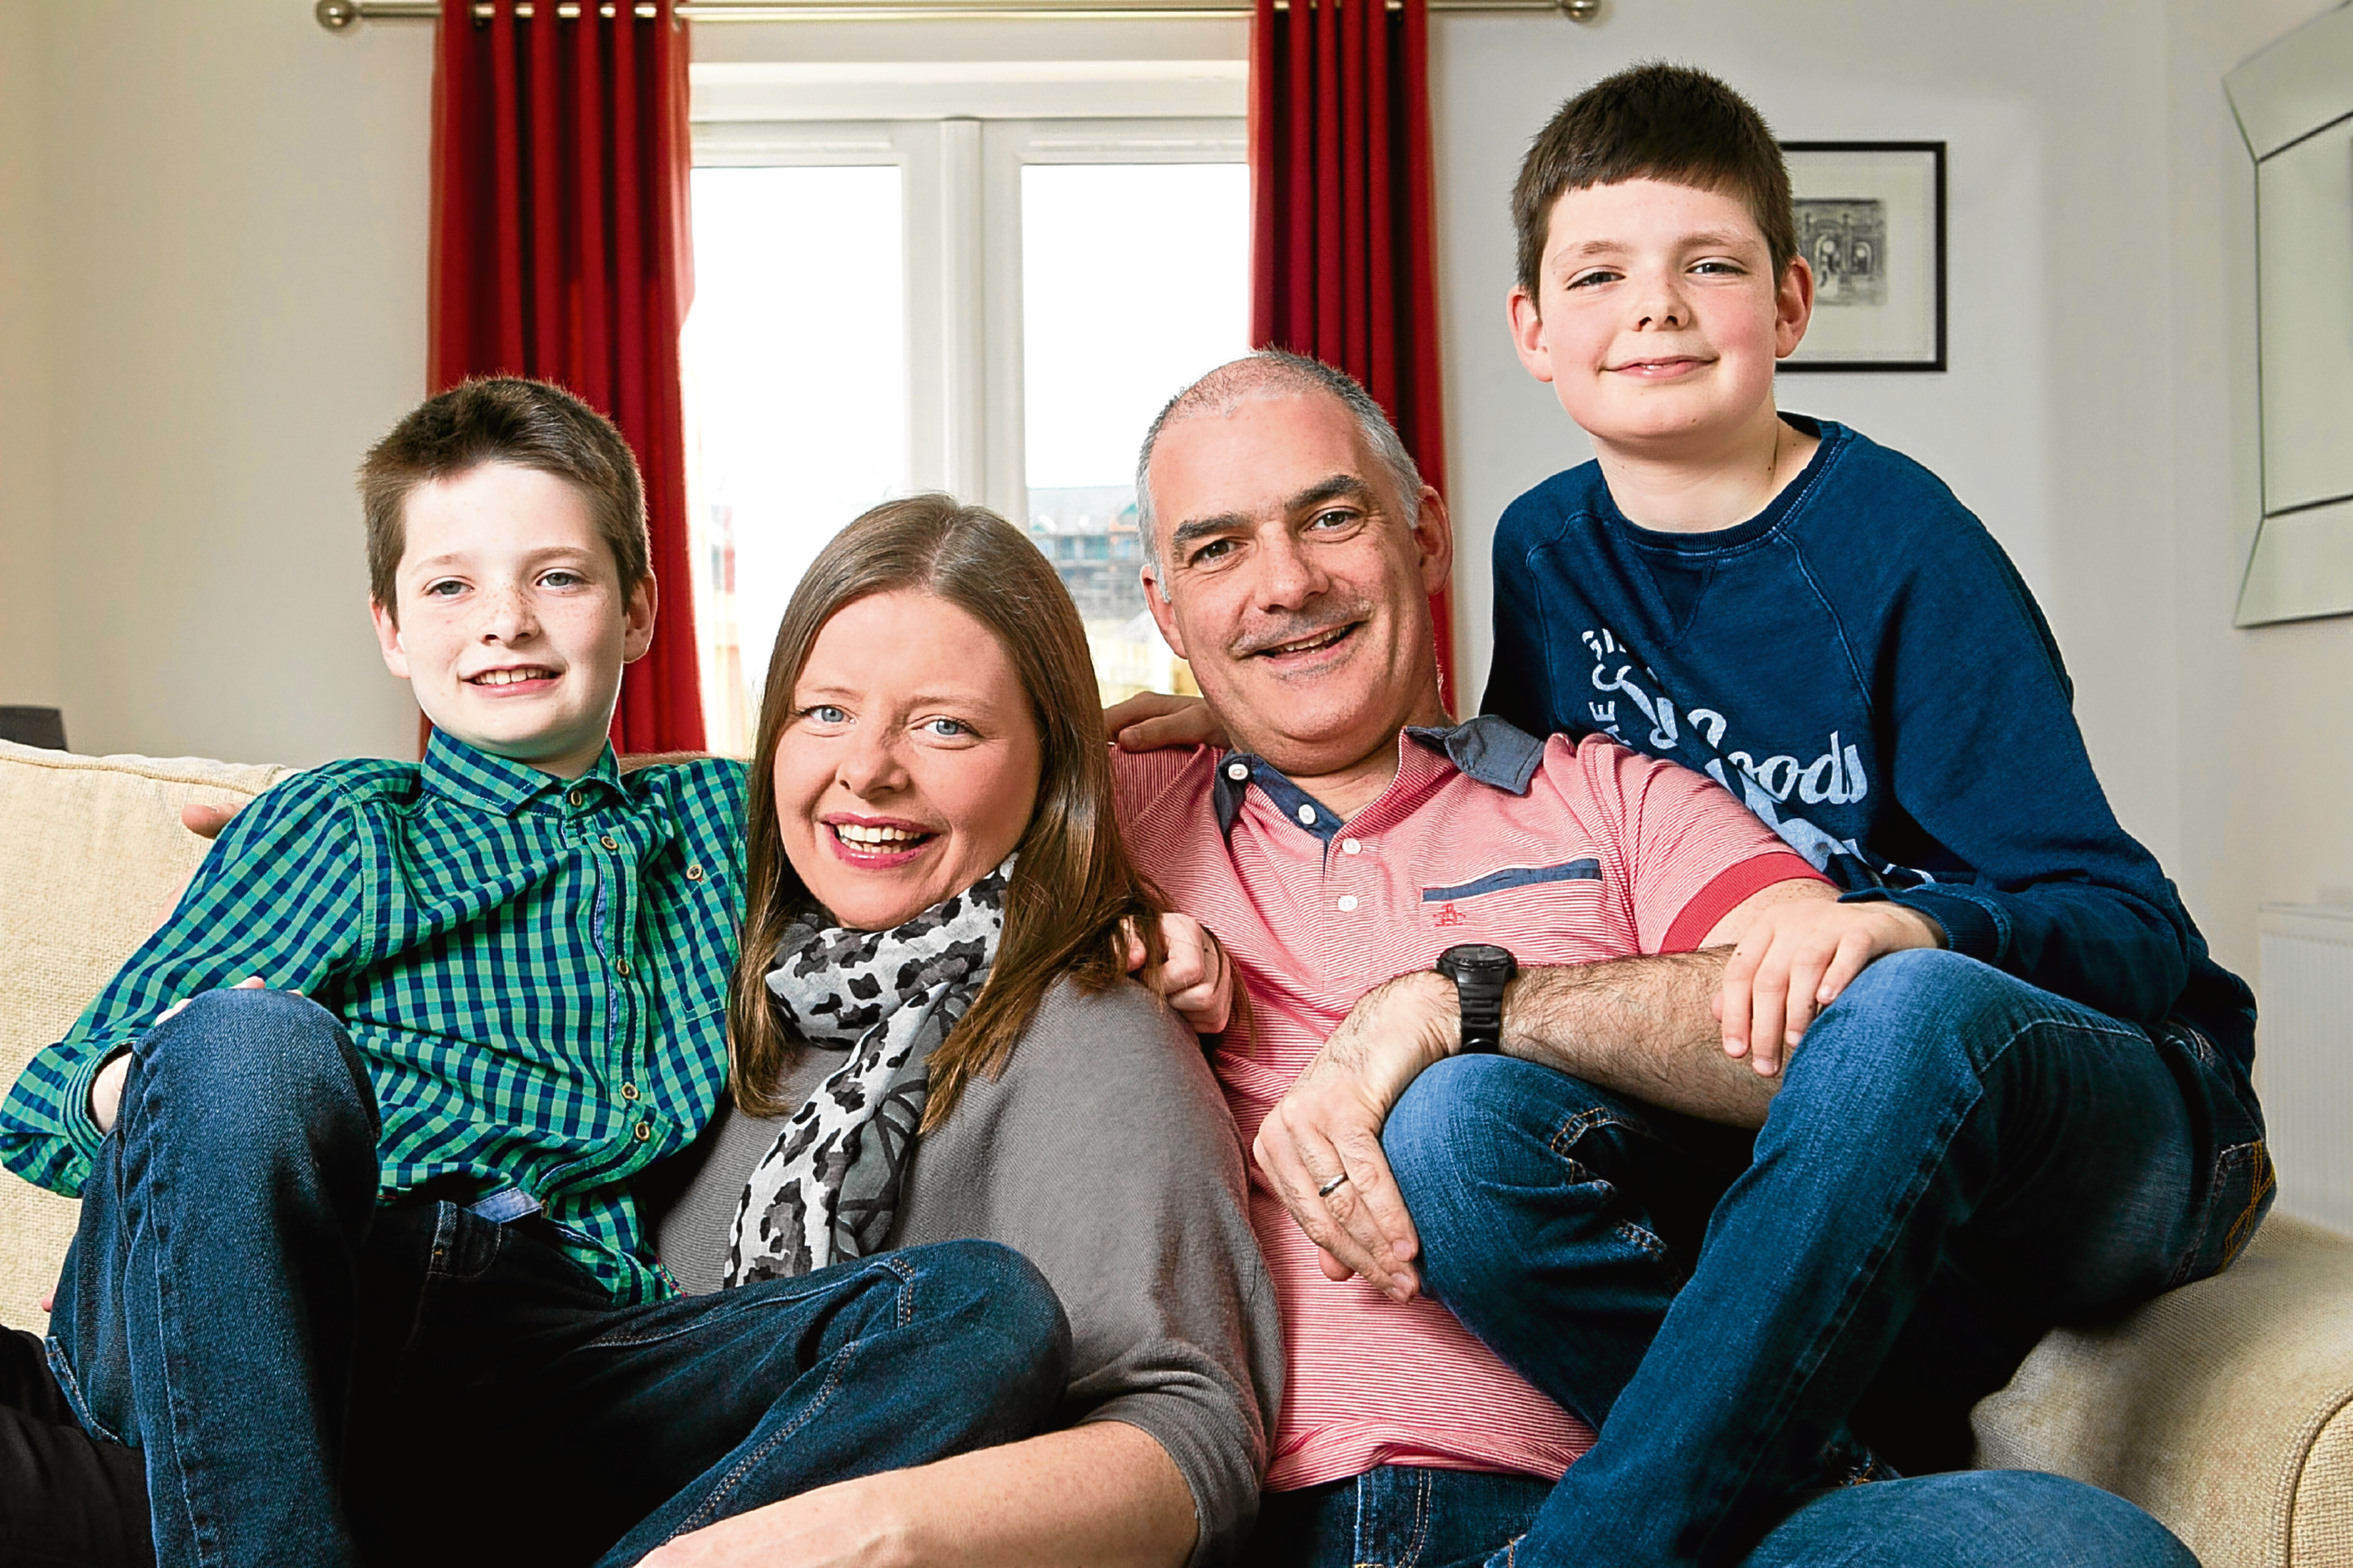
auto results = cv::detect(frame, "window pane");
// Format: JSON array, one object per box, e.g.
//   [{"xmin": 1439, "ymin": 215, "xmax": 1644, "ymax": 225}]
[
  {"xmin": 1021, "ymin": 162, "xmax": 1249, "ymax": 703},
  {"xmin": 683, "ymin": 165, "xmax": 908, "ymax": 755}
]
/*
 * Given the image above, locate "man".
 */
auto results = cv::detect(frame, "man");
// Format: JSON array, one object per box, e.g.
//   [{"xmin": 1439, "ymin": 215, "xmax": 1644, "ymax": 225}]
[{"xmin": 1107, "ymin": 349, "xmax": 2197, "ymax": 1568}]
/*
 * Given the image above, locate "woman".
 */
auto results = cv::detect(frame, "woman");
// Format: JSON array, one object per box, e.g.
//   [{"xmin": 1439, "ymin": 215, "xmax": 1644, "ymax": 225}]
[{"xmin": 637, "ymin": 493, "xmax": 1279, "ymax": 1568}]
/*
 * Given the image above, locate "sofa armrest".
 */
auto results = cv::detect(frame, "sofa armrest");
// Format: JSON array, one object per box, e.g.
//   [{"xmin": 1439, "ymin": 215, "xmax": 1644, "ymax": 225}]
[
  {"xmin": 0, "ymin": 739, "xmax": 296, "ymax": 1327},
  {"xmin": 1973, "ymin": 1214, "xmax": 2353, "ymax": 1568}
]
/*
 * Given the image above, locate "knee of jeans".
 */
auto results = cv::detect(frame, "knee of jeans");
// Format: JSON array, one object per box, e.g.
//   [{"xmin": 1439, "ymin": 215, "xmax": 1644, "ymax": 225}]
[
  {"xmin": 921, "ymin": 1239, "xmax": 1071, "ymax": 1414},
  {"xmin": 1897, "ymin": 1472, "xmax": 2196, "ymax": 1568},
  {"xmin": 1385, "ymin": 1055, "xmax": 1535, "ymax": 1200},
  {"xmin": 1789, "ymin": 948, "xmax": 2006, "ymax": 1083},
  {"xmin": 133, "ymin": 987, "xmax": 375, "ymax": 1153}
]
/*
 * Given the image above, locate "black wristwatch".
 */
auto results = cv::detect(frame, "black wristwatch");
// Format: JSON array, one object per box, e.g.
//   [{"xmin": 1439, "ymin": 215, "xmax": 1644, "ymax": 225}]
[{"xmin": 1435, "ymin": 944, "xmax": 1517, "ymax": 1053}]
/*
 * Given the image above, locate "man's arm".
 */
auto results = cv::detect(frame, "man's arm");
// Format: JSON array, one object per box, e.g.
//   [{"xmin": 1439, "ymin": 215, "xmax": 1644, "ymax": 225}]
[{"xmin": 1253, "ymin": 875, "xmax": 1836, "ymax": 1301}]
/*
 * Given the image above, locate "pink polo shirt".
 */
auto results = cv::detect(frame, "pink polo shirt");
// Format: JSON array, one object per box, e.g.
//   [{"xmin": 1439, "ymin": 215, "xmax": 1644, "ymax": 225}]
[{"xmin": 1112, "ymin": 717, "xmax": 1824, "ymax": 1491}]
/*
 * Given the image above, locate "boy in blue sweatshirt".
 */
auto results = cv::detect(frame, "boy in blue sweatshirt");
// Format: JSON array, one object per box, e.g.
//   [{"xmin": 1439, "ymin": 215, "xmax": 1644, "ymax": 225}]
[{"xmin": 1398, "ymin": 62, "xmax": 2268, "ymax": 1568}]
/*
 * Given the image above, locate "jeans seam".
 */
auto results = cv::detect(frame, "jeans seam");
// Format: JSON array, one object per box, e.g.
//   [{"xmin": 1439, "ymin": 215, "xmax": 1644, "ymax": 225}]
[
  {"xmin": 1403, "ymin": 1467, "xmax": 1431, "ymax": 1566},
  {"xmin": 142, "ymin": 1112, "xmax": 224, "ymax": 1568},
  {"xmin": 1547, "ymin": 1105, "xmax": 1645, "ymax": 1157},
  {"xmin": 672, "ymin": 1331, "xmax": 856, "ymax": 1537},
  {"xmin": 1691, "ymin": 1006, "xmax": 2053, "ymax": 1534},
  {"xmin": 887, "ymin": 1252, "xmax": 917, "ymax": 1329},
  {"xmin": 1549, "ymin": 1142, "xmax": 1672, "ymax": 1263}
]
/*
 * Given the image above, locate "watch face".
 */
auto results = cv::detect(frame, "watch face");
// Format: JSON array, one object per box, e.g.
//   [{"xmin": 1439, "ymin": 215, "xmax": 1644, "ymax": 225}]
[{"xmin": 1439, "ymin": 944, "xmax": 1515, "ymax": 984}]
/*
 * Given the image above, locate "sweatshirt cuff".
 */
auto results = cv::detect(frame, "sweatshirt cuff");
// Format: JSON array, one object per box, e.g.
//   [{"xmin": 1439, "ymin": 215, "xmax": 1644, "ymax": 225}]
[{"xmin": 1871, "ymin": 887, "xmax": 2003, "ymax": 962}]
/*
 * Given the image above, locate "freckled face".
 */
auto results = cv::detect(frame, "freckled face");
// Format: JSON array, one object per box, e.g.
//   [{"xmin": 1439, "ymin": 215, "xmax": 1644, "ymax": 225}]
[
  {"xmin": 370, "ymin": 462, "xmax": 654, "ymax": 780},
  {"xmin": 771, "ymin": 590, "xmax": 1043, "ymax": 932},
  {"xmin": 1509, "ymin": 177, "xmax": 1812, "ymax": 457}
]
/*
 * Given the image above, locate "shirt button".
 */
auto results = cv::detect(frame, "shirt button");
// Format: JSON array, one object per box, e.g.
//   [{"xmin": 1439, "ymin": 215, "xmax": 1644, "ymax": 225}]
[
  {"xmin": 686, "ymin": 864, "xmax": 704, "ymax": 882},
  {"xmin": 567, "ymin": 789, "xmax": 585, "ymax": 808},
  {"xmin": 1341, "ymin": 838, "xmax": 1363, "ymax": 855},
  {"xmin": 1297, "ymin": 804, "xmax": 1318, "ymax": 826},
  {"xmin": 601, "ymin": 835, "xmax": 619, "ymax": 851},
  {"xmin": 615, "ymin": 959, "xmax": 632, "ymax": 977},
  {"xmin": 621, "ymin": 1082, "xmax": 641, "ymax": 1102},
  {"xmin": 1337, "ymin": 895, "xmax": 1358, "ymax": 912},
  {"xmin": 633, "ymin": 1120, "xmax": 653, "ymax": 1142},
  {"xmin": 1226, "ymin": 761, "xmax": 1249, "ymax": 782}
]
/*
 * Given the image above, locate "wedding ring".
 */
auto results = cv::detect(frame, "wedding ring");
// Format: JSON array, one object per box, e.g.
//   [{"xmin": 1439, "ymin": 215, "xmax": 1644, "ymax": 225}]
[{"xmin": 1316, "ymin": 1172, "xmax": 1351, "ymax": 1199}]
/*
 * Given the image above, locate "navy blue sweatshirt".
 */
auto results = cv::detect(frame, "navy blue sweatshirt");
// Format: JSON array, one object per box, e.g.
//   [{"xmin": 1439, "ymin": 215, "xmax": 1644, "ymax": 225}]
[{"xmin": 1482, "ymin": 417, "xmax": 2255, "ymax": 1068}]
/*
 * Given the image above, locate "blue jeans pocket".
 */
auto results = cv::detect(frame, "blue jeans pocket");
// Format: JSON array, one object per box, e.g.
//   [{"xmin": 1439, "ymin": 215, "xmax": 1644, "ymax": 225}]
[
  {"xmin": 424, "ymin": 1200, "xmax": 511, "ymax": 1285},
  {"xmin": 45, "ymin": 1333, "xmax": 126, "ymax": 1446},
  {"xmin": 2200, "ymin": 1140, "xmax": 2275, "ymax": 1278},
  {"xmin": 2151, "ymin": 1022, "xmax": 2274, "ymax": 1286}
]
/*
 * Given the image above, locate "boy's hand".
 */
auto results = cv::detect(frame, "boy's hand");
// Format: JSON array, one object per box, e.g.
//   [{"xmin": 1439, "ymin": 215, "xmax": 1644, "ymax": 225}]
[
  {"xmin": 88, "ymin": 1054, "xmax": 132, "ymax": 1137},
  {"xmin": 1104, "ymin": 692, "xmax": 1227, "ymax": 752},
  {"xmin": 183, "ymin": 802, "xmax": 240, "ymax": 840},
  {"xmin": 1123, "ymin": 913, "xmax": 1235, "ymax": 1035},
  {"xmin": 1715, "ymin": 900, "xmax": 1944, "ymax": 1075}
]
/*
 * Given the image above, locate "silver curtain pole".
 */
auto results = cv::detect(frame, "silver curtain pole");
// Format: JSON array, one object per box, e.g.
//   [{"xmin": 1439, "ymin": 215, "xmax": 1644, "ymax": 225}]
[{"xmin": 315, "ymin": 0, "xmax": 1603, "ymax": 27}]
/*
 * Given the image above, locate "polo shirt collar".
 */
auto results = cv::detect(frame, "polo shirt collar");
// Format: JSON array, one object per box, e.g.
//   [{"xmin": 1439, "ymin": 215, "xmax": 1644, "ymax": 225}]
[
  {"xmin": 1211, "ymin": 714, "xmax": 1544, "ymax": 839},
  {"xmin": 1404, "ymin": 714, "xmax": 1544, "ymax": 795},
  {"xmin": 421, "ymin": 728, "xmax": 623, "ymax": 817}
]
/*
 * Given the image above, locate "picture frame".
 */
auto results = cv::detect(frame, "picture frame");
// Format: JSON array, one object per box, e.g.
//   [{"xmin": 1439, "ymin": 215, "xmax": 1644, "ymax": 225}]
[{"xmin": 1777, "ymin": 141, "xmax": 1947, "ymax": 373}]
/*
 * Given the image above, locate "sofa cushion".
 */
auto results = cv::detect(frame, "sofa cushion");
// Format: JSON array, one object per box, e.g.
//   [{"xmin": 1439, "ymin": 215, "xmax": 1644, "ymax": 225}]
[{"xmin": 0, "ymin": 739, "xmax": 294, "ymax": 1326}]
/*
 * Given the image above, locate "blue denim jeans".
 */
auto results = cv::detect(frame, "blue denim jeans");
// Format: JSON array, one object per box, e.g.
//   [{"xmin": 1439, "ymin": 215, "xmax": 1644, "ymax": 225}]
[
  {"xmin": 1383, "ymin": 949, "xmax": 2268, "ymax": 1568},
  {"xmin": 46, "ymin": 988, "xmax": 1073, "ymax": 1568},
  {"xmin": 1242, "ymin": 1464, "xmax": 2194, "ymax": 1568}
]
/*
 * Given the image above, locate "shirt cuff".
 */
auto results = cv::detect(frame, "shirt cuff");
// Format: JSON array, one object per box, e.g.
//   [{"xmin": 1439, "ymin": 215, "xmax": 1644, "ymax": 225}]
[{"xmin": 1661, "ymin": 853, "xmax": 1831, "ymax": 953}]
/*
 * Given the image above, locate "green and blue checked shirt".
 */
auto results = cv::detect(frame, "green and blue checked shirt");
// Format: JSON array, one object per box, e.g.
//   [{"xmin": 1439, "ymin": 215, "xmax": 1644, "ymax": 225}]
[{"xmin": 0, "ymin": 732, "xmax": 747, "ymax": 1305}]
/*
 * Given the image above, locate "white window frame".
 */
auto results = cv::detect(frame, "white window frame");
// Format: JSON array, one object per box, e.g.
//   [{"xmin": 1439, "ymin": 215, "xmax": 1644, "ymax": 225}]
[{"xmin": 692, "ymin": 71, "xmax": 1246, "ymax": 525}]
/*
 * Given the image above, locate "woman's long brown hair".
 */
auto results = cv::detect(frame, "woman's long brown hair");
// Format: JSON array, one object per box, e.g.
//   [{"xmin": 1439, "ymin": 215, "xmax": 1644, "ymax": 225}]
[{"xmin": 728, "ymin": 493, "xmax": 1168, "ymax": 1131}]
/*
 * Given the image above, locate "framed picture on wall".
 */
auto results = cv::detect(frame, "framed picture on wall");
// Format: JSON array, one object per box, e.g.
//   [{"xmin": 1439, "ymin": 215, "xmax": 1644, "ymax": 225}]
[{"xmin": 1777, "ymin": 141, "xmax": 1946, "ymax": 372}]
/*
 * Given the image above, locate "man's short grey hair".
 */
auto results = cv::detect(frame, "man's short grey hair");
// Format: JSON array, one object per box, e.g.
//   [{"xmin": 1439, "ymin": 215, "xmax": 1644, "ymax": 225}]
[{"xmin": 1133, "ymin": 349, "xmax": 1424, "ymax": 600}]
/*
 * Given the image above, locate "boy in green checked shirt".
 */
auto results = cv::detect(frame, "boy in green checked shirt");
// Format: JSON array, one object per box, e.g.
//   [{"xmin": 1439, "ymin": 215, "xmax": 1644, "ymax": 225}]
[{"xmin": 0, "ymin": 379, "xmax": 1071, "ymax": 1568}]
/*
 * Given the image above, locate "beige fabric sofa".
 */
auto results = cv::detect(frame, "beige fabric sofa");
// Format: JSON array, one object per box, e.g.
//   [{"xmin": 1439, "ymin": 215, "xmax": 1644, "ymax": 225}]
[{"xmin": 4, "ymin": 736, "xmax": 2351, "ymax": 1563}]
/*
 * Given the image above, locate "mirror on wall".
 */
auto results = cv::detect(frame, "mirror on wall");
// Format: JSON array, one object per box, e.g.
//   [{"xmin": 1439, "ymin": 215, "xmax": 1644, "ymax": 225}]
[{"xmin": 2230, "ymin": 4, "xmax": 2353, "ymax": 625}]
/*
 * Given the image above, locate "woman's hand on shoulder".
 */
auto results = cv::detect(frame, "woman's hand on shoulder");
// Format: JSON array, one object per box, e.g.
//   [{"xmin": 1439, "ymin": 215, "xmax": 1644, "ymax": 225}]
[
  {"xmin": 1125, "ymin": 912, "xmax": 1235, "ymax": 1035},
  {"xmin": 1104, "ymin": 692, "xmax": 1226, "ymax": 752}
]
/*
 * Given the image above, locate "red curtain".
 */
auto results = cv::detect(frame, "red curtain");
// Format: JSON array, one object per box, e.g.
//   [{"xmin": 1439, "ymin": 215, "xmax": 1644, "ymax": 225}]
[
  {"xmin": 429, "ymin": 0, "xmax": 705, "ymax": 752},
  {"xmin": 1249, "ymin": 0, "xmax": 1455, "ymax": 703}
]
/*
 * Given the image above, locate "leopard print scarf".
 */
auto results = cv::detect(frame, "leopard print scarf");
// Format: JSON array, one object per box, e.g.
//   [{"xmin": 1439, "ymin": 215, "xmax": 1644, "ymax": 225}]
[{"xmin": 723, "ymin": 858, "xmax": 1012, "ymax": 1286}]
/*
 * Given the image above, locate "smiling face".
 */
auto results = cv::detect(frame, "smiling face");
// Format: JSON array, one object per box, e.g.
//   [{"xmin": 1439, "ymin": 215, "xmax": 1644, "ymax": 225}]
[
  {"xmin": 1140, "ymin": 387, "xmax": 1451, "ymax": 787},
  {"xmin": 1508, "ymin": 177, "xmax": 1812, "ymax": 460},
  {"xmin": 772, "ymin": 589, "xmax": 1044, "ymax": 933},
  {"xmin": 371, "ymin": 461, "xmax": 655, "ymax": 779}
]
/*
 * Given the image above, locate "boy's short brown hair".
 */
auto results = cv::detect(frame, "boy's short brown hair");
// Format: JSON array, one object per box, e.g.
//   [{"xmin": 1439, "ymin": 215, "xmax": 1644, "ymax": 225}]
[
  {"xmin": 1512, "ymin": 62, "xmax": 1797, "ymax": 303},
  {"xmin": 359, "ymin": 377, "xmax": 649, "ymax": 620}
]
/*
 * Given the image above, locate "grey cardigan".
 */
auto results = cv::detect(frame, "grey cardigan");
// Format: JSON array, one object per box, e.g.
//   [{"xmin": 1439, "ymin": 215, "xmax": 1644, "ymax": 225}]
[{"xmin": 643, "ymin": 978, "xmax": 1282, "ymax": 1566}]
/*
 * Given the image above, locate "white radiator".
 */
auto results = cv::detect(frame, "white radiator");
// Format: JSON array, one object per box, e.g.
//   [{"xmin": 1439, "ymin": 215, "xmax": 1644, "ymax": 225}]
[{"xmin": 2257, "ymin": 904, "xmax": 2353, "ymax": 1234}]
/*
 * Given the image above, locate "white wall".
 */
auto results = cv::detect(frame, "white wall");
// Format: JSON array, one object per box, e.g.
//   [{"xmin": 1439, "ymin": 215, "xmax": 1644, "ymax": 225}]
[
  {"xmin": 2166, "ymin": 0, "xmax": 2353, "ymax": 981},
  {"xmin": 0, "ymin": 0, "xmax": 431, "ymax": 767}
]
